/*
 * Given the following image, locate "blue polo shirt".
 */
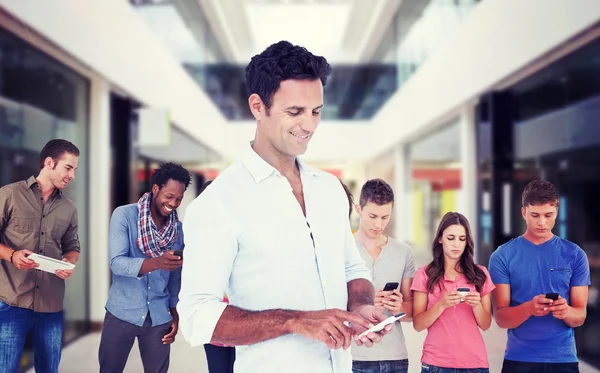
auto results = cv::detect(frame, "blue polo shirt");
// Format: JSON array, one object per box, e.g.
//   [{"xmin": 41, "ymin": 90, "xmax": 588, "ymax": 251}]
[{"xmin": 489, "ymin": 235, "xmax": 590, "ymax": 363}]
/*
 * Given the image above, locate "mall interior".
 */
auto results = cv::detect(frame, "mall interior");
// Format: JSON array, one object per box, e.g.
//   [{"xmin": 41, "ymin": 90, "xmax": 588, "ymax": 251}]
[{"xmin": 0, "ymin": 0, "xmax": 599, "ymax": 372}]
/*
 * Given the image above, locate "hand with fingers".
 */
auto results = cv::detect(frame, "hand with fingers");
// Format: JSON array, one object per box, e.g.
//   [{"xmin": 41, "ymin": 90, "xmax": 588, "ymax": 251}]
[
  {"xmin": 374, "ymin": 289, "xmax": 391, "ymax": 308},
  {"xmin": 463, "ymin": 291, "xmax": 482, "ymax": 308},
  {"xmin": 162, "ymin": 317, "xmax": 179, "ymax": 344},
  {"xmin": 438, "ymin": 290, "xmax": 461, "ymax": 310},
  {"xmin": 351, "ymin": 305, "xmax": 393, "ymax": 347},
  {"xmin": 155, "ymin": 250, "xmax": 183, "ymax": 271},
  {"xmin": 10, "ymin": 249, "xmax": 39, "ymax": 270},
  {"xmin": 55, "ymin": 258, "xmax": 75, "ymax": 279},
  {"xmin": 546, "ymin": 296, "xmax": 569, "ymax": 320},
  {"xmin": 290, "ymin": 308, "xmax": 372, "ymax": 350},
  {"xmin": 380, "ymin": 289, "xmax": 403, "ymax": 315},
  {"xmin": 527, "ymin": 294, "xmax": 554, "ymax": 317}
]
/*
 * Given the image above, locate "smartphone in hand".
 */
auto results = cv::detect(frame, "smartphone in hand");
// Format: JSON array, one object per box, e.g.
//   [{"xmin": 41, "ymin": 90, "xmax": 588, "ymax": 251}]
[
  {"xmin": 457, "ymin": 287, "xmax": 470, "ymax": 302},
  {"xmin": 173, "ymin": 250, "xmax": 183, "ymax": 260},
  {"xmin": 383, "ymin": 282, "xmax": 399, "ymax": 292},
  {"xmin": 545, "ymin": 292, "xmax": 559, "ymax": 301},
  {"xmin": 358, "ymin": 312, "xmax": 406, "ymax": 339}
]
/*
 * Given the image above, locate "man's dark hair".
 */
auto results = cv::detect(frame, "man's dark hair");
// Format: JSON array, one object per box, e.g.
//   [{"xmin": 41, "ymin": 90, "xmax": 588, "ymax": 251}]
[
  {"xmin": 151, "ymin": 162, "xmax": 192, "ymax": 191},
  {"xmin": 245, "ymin": 40, "xmax": 331, "ymax": 114},
  {"xmin": 39, "ymin": 139, "xmax": 80, "ymax": 169},
  {"xmin": 522, "ymin": 180, "xmax": 560, "ymax": 207},
  {"xmin": 359, "ymin": 178, "xmax": 394, "ymax": 208}
]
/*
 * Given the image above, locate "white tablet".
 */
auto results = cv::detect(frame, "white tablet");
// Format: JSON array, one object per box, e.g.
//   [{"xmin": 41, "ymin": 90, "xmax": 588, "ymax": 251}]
[{"xmin": 28, "ymin": 253, "xmax": 75, "ymax": 273}]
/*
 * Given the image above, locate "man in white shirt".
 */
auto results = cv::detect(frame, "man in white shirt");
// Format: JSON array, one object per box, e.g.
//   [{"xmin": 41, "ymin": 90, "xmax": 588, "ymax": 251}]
[{"xmin": 178, "ymin": 40, "xmax": 390, "ymax": 373}]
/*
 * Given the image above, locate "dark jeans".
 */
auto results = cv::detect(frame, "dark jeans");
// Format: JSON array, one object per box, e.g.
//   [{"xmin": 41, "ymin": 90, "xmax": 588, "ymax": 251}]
[
  {"xmin": 204, "ymin": 344, "xmax": 235, "ymax": 373},
  {"xmin": 502, "ymin": 359, "xmax": 579, "ymax": 373},
  {"xmin": 98, "ymin": 311, "xmax": 172, "ymax": 373},
  {"xmin": 352, "ymin": 359, "xmax": 409, "ymax": 373},
  {"xmin": 420, "ymin": 363, "xmax": 489, "ymax": 373},
  {"xmin": 0, "ymin": 300, "xmax": 63, "ymax": 373}
]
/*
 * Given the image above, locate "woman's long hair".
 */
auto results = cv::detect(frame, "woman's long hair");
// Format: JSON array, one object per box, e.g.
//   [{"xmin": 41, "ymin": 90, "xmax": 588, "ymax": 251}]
[{"xmin": 425, "ymin": 212, "xmax": 486, "ymax": 293}]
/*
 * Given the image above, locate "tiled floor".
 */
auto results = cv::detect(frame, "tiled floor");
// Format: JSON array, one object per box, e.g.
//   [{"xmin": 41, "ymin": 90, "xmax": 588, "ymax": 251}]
[{"xmin": 27, "ymin": 320, "xmax": 599, "ymax": 373}]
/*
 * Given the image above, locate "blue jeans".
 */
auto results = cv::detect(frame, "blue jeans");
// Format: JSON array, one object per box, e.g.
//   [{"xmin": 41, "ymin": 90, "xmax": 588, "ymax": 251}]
[
  {"xmin": 501, "ymin": 359, "xmax": 579, "ymax": 373},
  {"xmin": 421, "ymin": 363, "xmax": 489, "ymax": 373},
  {"xmin": 352, "ymin": 359, "xmax": 409, "ymax": 373},
  {"xmin": 0, "ymin": 300, "xmax": 63, "ymax": 373}
]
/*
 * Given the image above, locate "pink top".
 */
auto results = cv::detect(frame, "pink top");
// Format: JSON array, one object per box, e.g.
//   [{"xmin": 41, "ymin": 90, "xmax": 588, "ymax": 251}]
[{"xmin": 410, "ymin": 265, "xmax": 495, "ymax": 369}]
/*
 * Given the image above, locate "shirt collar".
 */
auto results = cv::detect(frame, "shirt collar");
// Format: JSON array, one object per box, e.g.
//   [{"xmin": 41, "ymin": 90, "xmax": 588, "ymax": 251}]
[
  {"xmin": 27, "ymin": 176, "xmax": 62, "ymax": 197},
  {"xmin": 242, "ymin": 142, "xmax": 317, "ymax": 183}
]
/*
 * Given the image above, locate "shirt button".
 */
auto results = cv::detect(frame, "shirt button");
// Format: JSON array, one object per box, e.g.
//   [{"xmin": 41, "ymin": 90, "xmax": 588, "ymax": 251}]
[
  {"xmin": 147, "ymin": 302, "xmax": 150, "ymax": 304},
  {"xmin": 36, "ymin": 286, "xmax": 39, "ymax": 289},
  {"xmin": 141, "ymin": 316, "xmax": 145, "ymax": 319},
  {"xmin": 42, "ymin": 215, "xmax": 46, "ymax": 218},
  {"xmin": 148, "ymin": 287, "xmax": 150, "ymax": 290},
  {"xmin": 41, "ymin": 232, "xmax": 44, "ymax": 235}
]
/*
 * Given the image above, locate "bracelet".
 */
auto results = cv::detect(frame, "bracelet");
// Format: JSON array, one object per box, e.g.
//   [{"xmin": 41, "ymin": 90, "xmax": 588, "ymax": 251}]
[{"xmin": 9, "ymin": 250, "xmax": 15, "ymax": 263}]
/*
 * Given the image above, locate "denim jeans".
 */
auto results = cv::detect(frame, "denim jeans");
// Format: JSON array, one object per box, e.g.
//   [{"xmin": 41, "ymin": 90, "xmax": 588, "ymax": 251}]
[
  {"xmin": 501, "ymin": 359, "xmax": 579, "ymax": 373},
  {"xmin": 0, "ymin": 300, "xmax": 63, "ymax": 373},
  {"xmin": 352, "ymin": 359, "xmax": 409, "ymax": 373},
  {"xmin": 420, "ymin": 363, "xmax": 489, "ymax": 373}
]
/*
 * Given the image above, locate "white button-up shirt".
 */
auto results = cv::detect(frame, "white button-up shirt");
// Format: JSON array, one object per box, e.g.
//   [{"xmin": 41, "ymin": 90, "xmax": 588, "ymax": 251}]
[{"xmin": 178, "ymin": 144, "xmax": 371, "ymax": 373}]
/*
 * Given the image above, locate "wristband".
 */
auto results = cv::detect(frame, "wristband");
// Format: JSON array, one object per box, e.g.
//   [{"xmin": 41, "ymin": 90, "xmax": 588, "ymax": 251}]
[{"xmin": 9, "ymin": 250, "xmax": 15, "ymax": 263}]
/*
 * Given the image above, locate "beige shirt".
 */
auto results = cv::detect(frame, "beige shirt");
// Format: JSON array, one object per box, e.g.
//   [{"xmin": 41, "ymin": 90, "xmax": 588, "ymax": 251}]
[
  {"xmin": 351, "ymin": 236, "xmax": 416, "ymax": 361},
  {"xmin": 0, "ymin": 176, "xmax": 80, "ymax": 312}
]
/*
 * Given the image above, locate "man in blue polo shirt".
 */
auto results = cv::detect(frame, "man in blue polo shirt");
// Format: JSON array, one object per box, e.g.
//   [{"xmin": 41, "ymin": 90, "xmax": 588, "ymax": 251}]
[{"xmin": 490, "ymin": 180, "xmax": 591, "ymax": 373}]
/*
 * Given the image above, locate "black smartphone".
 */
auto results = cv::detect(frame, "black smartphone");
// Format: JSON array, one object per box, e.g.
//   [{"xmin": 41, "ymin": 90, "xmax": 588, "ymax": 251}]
[
  {"xmin": 457, "ymin": 287, "xmax": 470, "ymax": 294},
  {"xmin": 545, "ymin": 292, "xmax": 559, "ymax": 301},
  {"xmin": 383, "ymin": 282, "xmax": 399, "ymax": 292},
  {"xmin": 173, "ymin": 250, "xmax": 183, "ymax": 260}
]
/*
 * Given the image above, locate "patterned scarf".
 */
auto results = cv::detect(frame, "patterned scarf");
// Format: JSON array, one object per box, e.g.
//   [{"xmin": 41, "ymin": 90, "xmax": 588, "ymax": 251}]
[{"xmin": 136, "ymin": 192, "xmax": 179, "ymax": 258}]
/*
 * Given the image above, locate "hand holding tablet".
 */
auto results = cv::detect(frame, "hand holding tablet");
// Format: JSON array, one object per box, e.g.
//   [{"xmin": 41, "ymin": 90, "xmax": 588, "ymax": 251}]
[{"xmin": 27, "ymin": 253, "xmax": 75, "ymax": 274}]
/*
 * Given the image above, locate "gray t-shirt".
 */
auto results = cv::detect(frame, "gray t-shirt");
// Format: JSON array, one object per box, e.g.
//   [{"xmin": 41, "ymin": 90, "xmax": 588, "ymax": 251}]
[{"xmin": 351, "ymin": 236, "xmax": 416, "ymax": 361}]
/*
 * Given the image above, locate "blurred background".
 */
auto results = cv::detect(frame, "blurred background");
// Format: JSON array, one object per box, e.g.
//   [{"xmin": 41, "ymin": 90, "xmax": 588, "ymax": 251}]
[{"xmin": 0, "ymin": 0, "xmax": 599, "ymax": 372}]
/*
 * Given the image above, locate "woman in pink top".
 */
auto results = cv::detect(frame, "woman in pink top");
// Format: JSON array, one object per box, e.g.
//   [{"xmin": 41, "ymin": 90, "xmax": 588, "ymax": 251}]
[{"xmin": 411, "ymin": 212, "xmax": 495, "ymax": 373}]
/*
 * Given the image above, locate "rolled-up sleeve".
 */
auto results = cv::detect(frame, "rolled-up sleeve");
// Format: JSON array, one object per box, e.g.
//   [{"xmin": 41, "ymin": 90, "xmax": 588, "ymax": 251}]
[
  {"xmin": 109, "ymin": 207, "xmax": 145, "ymax": 277},
  {"xmin": 61, "ymin": 208, "xmax": 81, "ymax": 253},
  {"xmin": 177, "ymin": 194, "xmax": 237, "ymax": 347}
]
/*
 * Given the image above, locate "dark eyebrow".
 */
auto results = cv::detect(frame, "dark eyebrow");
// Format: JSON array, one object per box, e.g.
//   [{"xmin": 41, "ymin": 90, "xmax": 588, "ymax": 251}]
[{"xmin": 284, "ymin": 104, "xmax": 324, "ymax": 111}]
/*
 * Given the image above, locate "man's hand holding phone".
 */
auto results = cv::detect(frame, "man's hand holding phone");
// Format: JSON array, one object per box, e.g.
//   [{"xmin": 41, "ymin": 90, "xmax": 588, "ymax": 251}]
[
  {"xmin": 289, "ymin": 308, "xmax": 372, "ymax": 350},
  {"xmin": 380, "ymin": 289, "xmax": 403, "ymax": 314},
  {"xmin": 528, "ymin": 294, "xmax": 555, "ymax": 317},
  {"xmin": 375, "ymin": 282, "xmax": 402, "ymax": 313},
  {"xmin": 155, "ymin": 250, "xmax": 182, "ymax": 271},
  {"xmin": 351, "ymin": 304, "xmax": 392, "ymax": 347},
  {"xmin": 545, "ymin": 293, "xmax": 569, "ymax": 320}
]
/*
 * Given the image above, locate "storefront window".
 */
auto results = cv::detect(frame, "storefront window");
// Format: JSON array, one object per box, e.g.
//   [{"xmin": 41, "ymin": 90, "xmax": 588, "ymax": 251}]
[{"xmin": 0, "ymin": 26, "xmax": 89, "ymax": 370}]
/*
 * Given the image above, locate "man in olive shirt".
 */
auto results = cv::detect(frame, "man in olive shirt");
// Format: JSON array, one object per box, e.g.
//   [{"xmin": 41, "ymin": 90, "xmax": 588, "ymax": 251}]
[{"xmin": 0, "ymin": 139, "xmax": 81, "ymax": 373}]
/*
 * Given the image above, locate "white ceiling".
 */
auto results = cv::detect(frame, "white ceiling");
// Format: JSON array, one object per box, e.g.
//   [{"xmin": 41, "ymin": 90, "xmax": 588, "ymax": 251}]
[{"xmin": 243, "ymin": 1, "xmax": 355, "ymax": 63}]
